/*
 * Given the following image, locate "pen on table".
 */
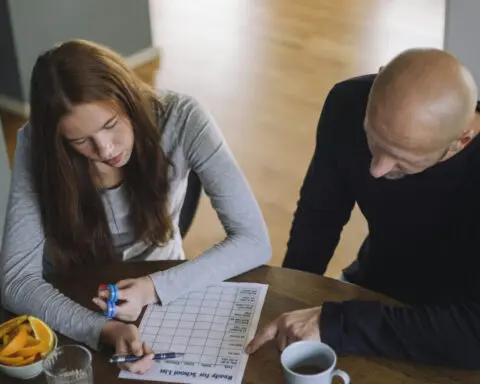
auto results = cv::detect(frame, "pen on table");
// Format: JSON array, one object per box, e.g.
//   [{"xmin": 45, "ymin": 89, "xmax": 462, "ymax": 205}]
[{"xmin": 109, "ymin": 352, "xmax": 185, "ymax": 363}]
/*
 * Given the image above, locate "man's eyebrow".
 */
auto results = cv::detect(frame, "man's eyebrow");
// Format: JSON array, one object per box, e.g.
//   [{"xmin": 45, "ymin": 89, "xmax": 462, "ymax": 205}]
[{"xmin": 365, "ymin": 123, "xmax": 421, "ymax": 164}]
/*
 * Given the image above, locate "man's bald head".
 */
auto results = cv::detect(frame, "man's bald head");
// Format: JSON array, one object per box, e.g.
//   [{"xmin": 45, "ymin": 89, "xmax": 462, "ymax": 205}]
[{"xmin": 365, "ymin": 48, "xmax": 479, "ymax": 179}]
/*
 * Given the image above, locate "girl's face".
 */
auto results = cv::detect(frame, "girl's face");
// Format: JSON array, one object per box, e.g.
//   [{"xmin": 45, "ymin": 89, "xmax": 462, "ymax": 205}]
[{"xmin": 59, "ymin": 101, "xmax": 134, "ymax": 168}]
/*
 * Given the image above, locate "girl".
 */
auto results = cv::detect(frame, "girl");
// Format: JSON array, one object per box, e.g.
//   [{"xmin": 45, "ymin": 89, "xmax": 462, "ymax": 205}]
[{"xmin": 0, "ymin": 40, "xmax": 270, "ymax": 374}]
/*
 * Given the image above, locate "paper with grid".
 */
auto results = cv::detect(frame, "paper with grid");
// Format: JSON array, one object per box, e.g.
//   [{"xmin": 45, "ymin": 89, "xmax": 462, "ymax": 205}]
[{"xmin": 119, "ymin": 282, "xmax": 268, "ymax": 383}]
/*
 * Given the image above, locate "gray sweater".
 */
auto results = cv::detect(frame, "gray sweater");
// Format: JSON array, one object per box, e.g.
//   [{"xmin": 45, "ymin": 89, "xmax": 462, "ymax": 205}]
[{"xmin": 0, "ymin": 92, "xmax": 271, "ymax": 349}]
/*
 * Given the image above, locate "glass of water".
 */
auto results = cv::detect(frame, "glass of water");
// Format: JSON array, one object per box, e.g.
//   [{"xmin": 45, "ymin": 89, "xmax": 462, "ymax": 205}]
[{"xmin": 42, "ymin": 345, "xmax": 93, "ymax": 384}]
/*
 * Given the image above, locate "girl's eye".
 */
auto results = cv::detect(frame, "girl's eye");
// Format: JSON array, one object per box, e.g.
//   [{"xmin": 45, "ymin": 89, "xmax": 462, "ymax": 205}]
[
  {"xmin": 104, "ymin": 120, "xmax": 118, "ymax": 130},
  {"xmin": 71, "ymin": 138, "xmax": 87, "ymax": 145}
]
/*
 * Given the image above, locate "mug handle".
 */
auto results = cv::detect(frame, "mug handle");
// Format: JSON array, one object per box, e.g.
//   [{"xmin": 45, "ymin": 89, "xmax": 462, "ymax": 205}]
[{"xmin": 331, "ymin": 369, "xmax": 350, "ymax": 383}]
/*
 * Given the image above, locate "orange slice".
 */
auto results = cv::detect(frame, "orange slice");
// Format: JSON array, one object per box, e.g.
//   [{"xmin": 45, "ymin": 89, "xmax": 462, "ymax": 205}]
[
  {"xmin": 12, "ymin": 354, "xmax": 37, "ymax": 366},
  {"xmin": 25, "ymin": 336, "xmax": 39, "ymax": 347},
  {"xmin": 17, "ymin": 324, "xmax": 33, "ymax": 335},
  {"xmin": 0, "ymin": 315, "xmax": 27, "ymax": 330},
  {"xmin": 2, "ymin": 334, "xmax": 9, "ymax": 346},
  {"xmin": 0, "ymin": 329, "xmax": 27, "ymax": 357},
  {"xmin": 28, "ymin": 316, "xmax": 54, "ymax": 352},
  {"xmin": 0, "ymin": 315, "xmax": 27, "ymax": 338},
  {"xmin": 16, "ymin": 340, "xmax": 49, "ymax": 357},
  {"xmin": 0, "ymin": 355, "xmax": 24, "ymax": 365}
]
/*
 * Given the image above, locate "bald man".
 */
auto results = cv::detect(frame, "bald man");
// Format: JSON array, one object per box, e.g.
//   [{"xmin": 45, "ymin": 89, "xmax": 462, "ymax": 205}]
[{"xmin": 246, "ymin": 49, "xmax": 480, "ymax": 368}]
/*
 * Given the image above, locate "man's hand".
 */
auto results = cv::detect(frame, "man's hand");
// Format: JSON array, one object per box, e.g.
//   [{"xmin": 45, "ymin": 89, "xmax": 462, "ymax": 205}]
[{"xmin": 245, "ymin": 306, "xmax": 322, "ymax": 354}]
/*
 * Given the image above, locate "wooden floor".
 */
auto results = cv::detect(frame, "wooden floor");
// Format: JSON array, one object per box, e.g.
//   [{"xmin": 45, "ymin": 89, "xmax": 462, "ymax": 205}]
[{"xmin": 1, "ymin": 0, "xmax": 445, "ymax": 277}]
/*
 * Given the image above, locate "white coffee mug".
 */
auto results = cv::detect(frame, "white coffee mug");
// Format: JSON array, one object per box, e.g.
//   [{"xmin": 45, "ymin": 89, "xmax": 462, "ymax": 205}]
[{"xmin": 281, "ymin": 341, "xmax": 349, "ymax": 384}]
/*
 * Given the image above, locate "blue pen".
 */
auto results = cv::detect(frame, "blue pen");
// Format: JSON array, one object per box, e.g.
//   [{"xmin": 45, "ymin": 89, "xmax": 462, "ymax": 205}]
[{"xmin": 109, "ymin": 352, "xmax": 185, "ymax": 363}]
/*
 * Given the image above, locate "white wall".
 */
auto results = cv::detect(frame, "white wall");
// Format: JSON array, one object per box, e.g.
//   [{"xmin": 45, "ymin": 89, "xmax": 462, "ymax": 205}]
[
  {"xmin": 0, "ymin": 123, "xmax": 10, "ymax": 248},
  {"xmin": 444, "ymin": 0, "xmax": 480, "ymax": 85}
]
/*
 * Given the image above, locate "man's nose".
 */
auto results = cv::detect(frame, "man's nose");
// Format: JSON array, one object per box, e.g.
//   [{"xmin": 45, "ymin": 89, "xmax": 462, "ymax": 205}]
[{"xmin": 370, "ymin": 155, "xmax": 396, "ymax": 178}]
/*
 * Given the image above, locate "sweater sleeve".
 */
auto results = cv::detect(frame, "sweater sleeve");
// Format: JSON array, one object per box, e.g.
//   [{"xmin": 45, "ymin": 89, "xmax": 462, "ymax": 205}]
[
  {"xmin": 150, "ymin": 96, "xmax": 271, "ymax": 304},
  {"xmin": 321, "ymin": 300, "xmax": 480, "ymax": 369},
  {"xmin": 0, "ymin": 126, "xmax": 107, "ymax": 350},
  {"xmin": 283, "ymin": 85, "xmax": 355, "ymax": 275}
]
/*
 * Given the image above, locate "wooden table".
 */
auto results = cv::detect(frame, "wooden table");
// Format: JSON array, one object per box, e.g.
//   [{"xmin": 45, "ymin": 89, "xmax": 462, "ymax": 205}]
[{"xmin": 1, "ymin": 261, "xmax": 479, "ymax": 383}]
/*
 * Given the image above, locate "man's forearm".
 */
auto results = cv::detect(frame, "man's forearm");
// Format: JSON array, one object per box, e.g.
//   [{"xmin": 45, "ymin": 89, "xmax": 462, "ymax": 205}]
[{"xmin": 320, "ymin": 300, "xmax": 480, "ymax": 369}]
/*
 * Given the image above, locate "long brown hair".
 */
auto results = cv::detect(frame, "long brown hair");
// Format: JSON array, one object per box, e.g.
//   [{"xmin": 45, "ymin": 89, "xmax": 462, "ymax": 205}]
[{"xmin": 29, "ymin": 39, "xmax": 173, "ymax": 270}]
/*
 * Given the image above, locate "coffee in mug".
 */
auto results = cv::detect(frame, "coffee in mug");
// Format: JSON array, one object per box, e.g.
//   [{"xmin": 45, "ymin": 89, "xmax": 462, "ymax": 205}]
[
  {"xmin": 291, "ymin": 363, "xmax": 329, "ymax": 375},
  {"xmin": 281, "ymin": 341, "xmax": 349, "ymax": 384}
]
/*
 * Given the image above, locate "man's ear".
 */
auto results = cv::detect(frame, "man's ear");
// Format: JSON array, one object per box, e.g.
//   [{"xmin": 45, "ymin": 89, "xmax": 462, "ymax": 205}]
[
  {"xmin": 460, "ymin": 130, "xmax": 475, "ymax": 147},
  {"xmin": 450, "ymin": 129, "xmax": 475, "ymax": 152}
]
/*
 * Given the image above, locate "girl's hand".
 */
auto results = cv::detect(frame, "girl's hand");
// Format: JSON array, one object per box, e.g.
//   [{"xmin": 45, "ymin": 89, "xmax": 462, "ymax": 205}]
[
  {"xmin": 93, "ymin": 276, "xmax": 159, "ymax": 322},
  {"xmin": 101, "ymin": 321, "xmax": 154, "ymax": 374}
]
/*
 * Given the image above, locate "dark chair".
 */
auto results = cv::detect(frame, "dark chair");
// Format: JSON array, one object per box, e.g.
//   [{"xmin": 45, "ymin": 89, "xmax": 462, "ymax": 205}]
[{"xmin": 179, "ymin": 171, "xmax": 202, "ymax": 238}]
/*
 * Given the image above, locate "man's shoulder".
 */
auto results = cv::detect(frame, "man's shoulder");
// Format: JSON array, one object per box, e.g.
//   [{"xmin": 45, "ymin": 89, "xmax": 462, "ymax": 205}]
[
  {"xmin": 318, "ymin": 74, "xmax": 376, "ymax": 137},
  {"xmin": 312, "ymin": 75, "xmax": 374, "ymax": 166},
  {"xmin": 328, "ymin": 74, "xmax": 376, "ymax": 104}
]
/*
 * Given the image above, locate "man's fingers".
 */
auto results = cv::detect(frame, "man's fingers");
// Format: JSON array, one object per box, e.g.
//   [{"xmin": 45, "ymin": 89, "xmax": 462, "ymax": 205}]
[
  {"xmin": 286, "ymin": 333, "xmax": 298, "ymax": 348},
  {"xmin": 276, "ymin": 331, "xmax": 288, "ymax": 352},
  {"xmin": 245, "ymin": 322, "xmax": 278, "ymax": 354}
]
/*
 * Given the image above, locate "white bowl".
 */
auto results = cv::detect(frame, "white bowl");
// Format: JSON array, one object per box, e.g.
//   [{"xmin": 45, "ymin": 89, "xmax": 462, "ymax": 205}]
[{"xmin": 0, "ymin": 332, "xmax": 58, "ymax": 380}]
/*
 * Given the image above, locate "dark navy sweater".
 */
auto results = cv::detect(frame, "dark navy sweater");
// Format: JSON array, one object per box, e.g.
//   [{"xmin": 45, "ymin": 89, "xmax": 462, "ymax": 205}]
[{"xmin": 284, "ymin": 74, "xmax": 480, "ymax": 369}]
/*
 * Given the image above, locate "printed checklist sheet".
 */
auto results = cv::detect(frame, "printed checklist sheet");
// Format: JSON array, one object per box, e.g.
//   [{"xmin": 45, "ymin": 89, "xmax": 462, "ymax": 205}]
[{"xmin": 119, "ymin": 282, "xmax": 268, "ymax": 383}]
